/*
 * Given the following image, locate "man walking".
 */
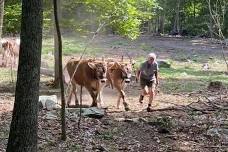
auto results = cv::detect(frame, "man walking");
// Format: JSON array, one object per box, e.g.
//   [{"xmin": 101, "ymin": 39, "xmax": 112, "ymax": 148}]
[{"xmin": 137, "ymin": 53, "xmax": 159, "ymax": 112}]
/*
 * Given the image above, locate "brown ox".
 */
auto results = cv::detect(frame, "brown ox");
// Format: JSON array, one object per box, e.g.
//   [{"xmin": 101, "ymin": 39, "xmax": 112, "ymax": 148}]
[
  {"xmin": 64, "ymin": 58, "xmax": 107, "ymax": 107},
  {"xmin": 1, "ymin": 39, "xmax": 20, "ymax": 67},
  {"xmin": 104, "ymin": 61, "xmax": 134, "ymax": 111}
]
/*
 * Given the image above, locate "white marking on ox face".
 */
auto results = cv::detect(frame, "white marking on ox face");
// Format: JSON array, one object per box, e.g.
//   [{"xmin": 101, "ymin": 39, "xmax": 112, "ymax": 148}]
[
  {"xmin": 122, "ymin": 63, "xmax": 133, "ymax": 83},
  {"xmin": 127, "ymin": 73, "xmax": 132, "ymax": 79}
]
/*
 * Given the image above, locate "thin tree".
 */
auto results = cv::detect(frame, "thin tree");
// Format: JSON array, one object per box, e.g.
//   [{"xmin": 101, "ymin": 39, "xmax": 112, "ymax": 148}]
[
  {"xmin": 0, "ymin": 0, "xmax": 4, "ymax": 38},
  {"xmin": 6, "ymin": 0, "xmax": 43, "ymax": 151},
  {"xmin": 172, "ymin": 0, "xmax": 180, "ymax": 34},
  {"xmin": 53, "ymin": 0, "xmax": 66, "ymax": 140},
  {"xmin": 53, "ymin": 0, "xmax": 61, "ymax": 87}
]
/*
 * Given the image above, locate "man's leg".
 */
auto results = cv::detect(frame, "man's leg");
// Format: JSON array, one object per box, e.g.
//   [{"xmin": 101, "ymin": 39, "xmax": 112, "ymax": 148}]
[
  {"xmin": 139, "ymin": 87, "xmax": 148, "ymax": 103},
  {"xmin": 147, "ymin": 82, "xmax": 156, "ymax": 112},
  {"xmin": 139, "ymin": 78, "xmax": 148, "ymax": 103}
]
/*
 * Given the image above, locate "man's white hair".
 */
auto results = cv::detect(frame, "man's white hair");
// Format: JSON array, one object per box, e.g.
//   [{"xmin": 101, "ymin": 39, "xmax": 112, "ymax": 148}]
[{"xmin": 148, "ymin": 53, "xmax": 156, "ymax": 60}]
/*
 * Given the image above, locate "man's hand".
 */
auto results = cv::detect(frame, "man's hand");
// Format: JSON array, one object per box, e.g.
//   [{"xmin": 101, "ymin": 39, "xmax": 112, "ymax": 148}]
[
  {"xmin": 156, "ymin": 80, "xmax": 159, "ymax": 86},
  {"xmin": 136, "ymin": 70, "xmax": 140, "ymax": 83}
]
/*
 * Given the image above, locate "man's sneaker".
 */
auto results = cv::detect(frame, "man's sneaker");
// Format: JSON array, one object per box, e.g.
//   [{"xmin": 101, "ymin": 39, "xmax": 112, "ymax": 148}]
[
  {"xmin": 139, "ymin": 95, "xmax": 144, "ymax": 104},
  {"xmin": 147, "ymin": 106, "xmax": 153, "ymax": 112}
]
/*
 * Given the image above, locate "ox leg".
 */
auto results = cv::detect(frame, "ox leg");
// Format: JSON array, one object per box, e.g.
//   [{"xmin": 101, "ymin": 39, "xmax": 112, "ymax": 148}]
[
  {"xmin": 13, "ymin": 54, "xmax": 16, "ymax": 67},
  {"xmin": 98, "ymin": 92, "xmax": 103, "ymax": 108},
  {"xmin": 86, "ymin": 86, "xmax": 98, "ymax": 107},
  {"xmin": 15, "ymin": 56, "xmax": 19, "ymax": 68},
  {"xmin": 67, "ymin": 85, "xmax": 73, "ymax": 107},
  {"xmin": 91, "ymin": 91, "xmax": 98, "ymax": 107},
  {"xmin": 74, "ymin": 85, "xmax": 79, "ymax": 106},
  {"xmin": 87, "ymin": 88, "xmax": 98, "ymax": 107},
  {"xmin": 1, "ymin": 50, "xmax": 5, "ymax": 66},
  {"xmin": 120, "ymin": 90, "xmax": 130, "ymax": 111},
  {"xmin": 116, "ymin": 94, "xmax": 121, "ymax": 109},
  {"xmin": 115, "ymin": 83, "xmax": 130, "ymax": 111},
  {"xmin": 2, "ymin": 49, "xmax": 8, "ymax": 67},
  {"xmin": 114, "ymin": 82, "xmax": 122, "ymax": 109},
  {"xmin": 97, "ymin": 84, "xmax": 105, "ymax": 108},
  {"xmin": 67, "ymin": 83, "xmax": 78, "ymax": 107}
]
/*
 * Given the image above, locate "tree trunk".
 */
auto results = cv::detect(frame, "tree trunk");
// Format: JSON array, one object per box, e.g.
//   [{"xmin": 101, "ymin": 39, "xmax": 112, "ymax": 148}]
[
  {"xmin": 160, "ymin": 13, "xmax": 165, "ymax": 34},
  {"xmin": 0, "ymin": 0, "xmax": 4, "ymax": 38},
  {"xmin": 53, "ymin": 0, "xmax": 66, "ymax": 140},
  {"xmin": 6, "ymin": 0, "xmax": 43, "ymax": 152},
  {"xmin": 53, "ymin": 0, "xmax": 61, "ymax": 87},
  {"xmin": 173, "ymin": 0, "xmax": 180, "ymax": 34},
  {"xmin": 208, "ymin": 16, "xmax": 214, "ymax": 38}
]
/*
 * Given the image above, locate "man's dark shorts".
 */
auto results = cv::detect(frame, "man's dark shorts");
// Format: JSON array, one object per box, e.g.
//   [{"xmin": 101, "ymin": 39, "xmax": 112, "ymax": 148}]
[{"xmin": 140, "ymin": 77, "xmax": 156, "ymax": 89}]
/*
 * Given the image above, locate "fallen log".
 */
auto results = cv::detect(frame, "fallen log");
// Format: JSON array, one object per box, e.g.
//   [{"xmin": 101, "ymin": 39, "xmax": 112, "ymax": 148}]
[{"xmin": 40, "ymin": 67, "xmax": 54, "ymax": 77}]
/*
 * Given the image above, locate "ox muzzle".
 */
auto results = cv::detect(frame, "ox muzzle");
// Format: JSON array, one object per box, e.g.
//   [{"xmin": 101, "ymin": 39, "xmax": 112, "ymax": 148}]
[
  {"xmin": 100, "ymin": 78, "xmax": 107, "ymax": 83},
  {"xmin": 124, "ymin": 73, "xmax": 132, "ymax": 83}
]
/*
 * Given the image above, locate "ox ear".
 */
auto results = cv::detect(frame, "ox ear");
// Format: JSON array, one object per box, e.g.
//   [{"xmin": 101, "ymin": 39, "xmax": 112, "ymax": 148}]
[{"xmin": 88, "ymin": 62, "xmax": 96, "ymax": 69}]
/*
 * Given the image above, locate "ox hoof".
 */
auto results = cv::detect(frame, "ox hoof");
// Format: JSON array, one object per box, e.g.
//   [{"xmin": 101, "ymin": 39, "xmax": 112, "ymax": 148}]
[
  {"xmin": 139, "ymin": 95, "xmax": 144, "ymax": 104},
  {"xmin": 125, "ymin": 107, "xmax": 130, "ymax": 111},
  {"xmin": 123, "ymin": 102, "xmax": 130, "ymax": 111},
  {"xmin": 91, "ymin": 103, "xmax": 98, "ymax": 107},
  {"xmin": 147, "ymin": 107, "xmax": 153, "ymax": 112}
]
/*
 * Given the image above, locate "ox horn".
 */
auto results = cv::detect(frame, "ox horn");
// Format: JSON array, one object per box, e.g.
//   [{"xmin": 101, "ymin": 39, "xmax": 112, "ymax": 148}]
[
  {"xmin": 126, "ymin": 53, "xmax": 132, "ymax": 63},
  {"xmin": 121, "ymin": 55, "xmax": 124, "ymax": 62}
]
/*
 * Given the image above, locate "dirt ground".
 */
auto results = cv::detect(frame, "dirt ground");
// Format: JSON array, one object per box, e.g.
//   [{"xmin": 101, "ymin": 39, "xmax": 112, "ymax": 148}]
[{"xmin": 0, "ymin": 36, "xmax": 228, "ymax": 152}]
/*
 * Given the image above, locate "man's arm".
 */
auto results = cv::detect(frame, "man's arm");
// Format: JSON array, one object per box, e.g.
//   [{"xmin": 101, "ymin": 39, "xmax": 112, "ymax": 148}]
[
  {"xmin": 136, "ymin": 69, "xmax": 141, "ymax": 82},
  {"xmin": 155, "ymin": 63, "xmax": 159, "ymax": 86},
  {"xmin": 136, "ymin": 63, "xmax": 143, "ymax": 82},
  {"xmin": 155, "ymin": 71, "xmax": 159, "ymax": 86}
]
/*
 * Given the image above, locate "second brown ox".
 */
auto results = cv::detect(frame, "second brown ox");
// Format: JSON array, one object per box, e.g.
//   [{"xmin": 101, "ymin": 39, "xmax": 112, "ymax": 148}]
[
  {"xmin": 104, "ymin": 60, "xmax": 134, "ymax": 111},
  {"xmin": 64, "ymin": 58, "xmax": 107, "ymax": 107}
]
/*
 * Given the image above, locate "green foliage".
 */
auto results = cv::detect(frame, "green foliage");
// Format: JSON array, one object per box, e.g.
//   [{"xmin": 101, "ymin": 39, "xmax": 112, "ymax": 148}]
[
  {"xmin": 3, "ymin": 0, "xmax": 53, "ymax": 35},
  {"xmin": 155, "ymin": 0, "xmax": 228, "ymax": 37},
  {"xmin": 60, "ymin": 0, "xmax": 157, "ymax": 39},
  {"xmin": 3, "ymin": 0, "xmax": 228, "ymax": 37},
  {"xmin": 43, "ymin": 1, "xmax": 52, "ymax": 34},
  {"xmin": 42, "ymin": 36, "xmax": 103, "ymax": 56},
  {"xmin": 3, "ymin": 3, "xmax": 21, "ymax": 34}
]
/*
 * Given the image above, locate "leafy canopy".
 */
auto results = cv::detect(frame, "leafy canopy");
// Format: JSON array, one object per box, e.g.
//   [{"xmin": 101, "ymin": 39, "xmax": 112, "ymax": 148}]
[{"xmin": 63, "ymin": 0, "xmax": 158, "ymax": 39}]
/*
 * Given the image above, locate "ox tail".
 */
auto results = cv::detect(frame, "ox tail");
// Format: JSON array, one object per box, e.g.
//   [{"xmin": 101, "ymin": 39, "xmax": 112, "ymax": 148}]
[
  {"xmin": 62, "ymin": 57, "xmax": 75, "ymax": 85},
  {"xmin": 78, "ymin": 85, "xmax": 83, "ymax": 128},
  {"xmin": 63, "ymin": 64, "xmax": 70, "ymax": 85}
]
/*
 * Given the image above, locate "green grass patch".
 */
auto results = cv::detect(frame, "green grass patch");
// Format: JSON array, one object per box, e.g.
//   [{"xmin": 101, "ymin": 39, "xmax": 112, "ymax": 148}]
[
  {"xmin": 107, "ymin": 39, "xmax": 130, "ymax": 47},
  {"xmin": 160, "ymin": 66, "xmax": 228, "ymax": 93},
  {"xmin": 42, "ymin": 38, "xmax": 54, "ymax": 54},
  {"xmin": 139, "ymin": 42, "xmax": 154, "ymax": 52},
  {"xmin": 0, "ymin": 68, "xmax": 16, "ymax": 83},
  {"xmin": 160, "ymin": 79, "xmax": 206, "ymax": 93},
  {"xmin": 42, "ymin": 36, "xmax": 103, "ymax": 56}
]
